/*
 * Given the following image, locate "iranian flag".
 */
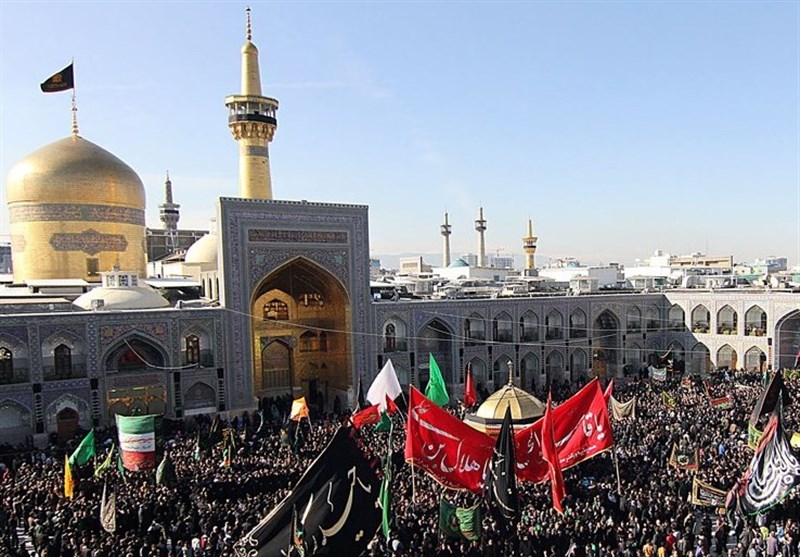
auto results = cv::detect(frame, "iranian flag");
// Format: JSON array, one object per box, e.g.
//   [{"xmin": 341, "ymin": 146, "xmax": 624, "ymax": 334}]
[{"xmin": 117, "ymin": 415, "xmax": 156, "ymax": 471}]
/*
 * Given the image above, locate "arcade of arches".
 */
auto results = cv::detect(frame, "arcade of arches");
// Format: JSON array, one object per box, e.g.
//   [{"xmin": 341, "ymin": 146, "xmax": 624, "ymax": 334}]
[{"xmin": 252, "ymin": 259, "xmax": 351, "ymax": 404}]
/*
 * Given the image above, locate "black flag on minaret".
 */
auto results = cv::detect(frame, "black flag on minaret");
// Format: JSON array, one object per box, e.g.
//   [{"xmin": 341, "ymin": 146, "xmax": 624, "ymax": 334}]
[
  {"xmin": 41, "ymin": 63, "xmax": 74, "ymax": 93},
  {"xmin": 484, "ymin": 406, "xmax": 519, "ymax": 538}
]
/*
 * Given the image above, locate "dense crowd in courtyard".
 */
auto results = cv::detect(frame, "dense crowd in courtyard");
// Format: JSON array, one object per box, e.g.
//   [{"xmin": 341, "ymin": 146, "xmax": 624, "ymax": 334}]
[{"xmin": 0, "ymin": 368, "xmax": 798, "ymax": 557}]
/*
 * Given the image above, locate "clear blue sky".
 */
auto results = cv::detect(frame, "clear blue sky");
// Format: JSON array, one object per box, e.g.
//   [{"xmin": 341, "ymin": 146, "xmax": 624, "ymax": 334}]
[{"xmin": 1, "ymin": 1, "xmax": 798, "ymax": 267}]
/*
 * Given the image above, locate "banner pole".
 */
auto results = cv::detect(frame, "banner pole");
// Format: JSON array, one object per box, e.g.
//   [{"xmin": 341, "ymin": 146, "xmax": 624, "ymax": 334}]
[{"xmin": 612, "ymin": 447, "xmax": 622, "ymax": 493}]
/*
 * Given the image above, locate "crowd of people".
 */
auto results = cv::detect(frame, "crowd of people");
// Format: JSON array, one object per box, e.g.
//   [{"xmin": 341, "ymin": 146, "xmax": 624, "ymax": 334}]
[{"xmin": 0, "ymin": 368, "xmax": 798, "ymax": 557}]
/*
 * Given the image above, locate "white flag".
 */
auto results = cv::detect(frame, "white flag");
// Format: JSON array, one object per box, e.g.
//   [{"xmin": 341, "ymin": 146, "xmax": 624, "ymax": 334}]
[
  {"xmin": 367, "ymin": 359, "xmax": 402, "ymax": 410},
  {"xmin": 100, "ymin": 481, "xmax": 116, "ymax": 533}
]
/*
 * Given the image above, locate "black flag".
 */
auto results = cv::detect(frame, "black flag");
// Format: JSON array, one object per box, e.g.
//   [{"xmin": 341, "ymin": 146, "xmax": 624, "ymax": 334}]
[
  {"xmin": 40, "ymin": 63, "xmax": 74, "ymax": 93},
  {"xmin": 235, "ymin": 427, "xmax": 381, "ymax": 556},
  {"xmin": 483, "ymin": 406, "xmax": 519, "ymax": 537},
  {"xmin": 750, "ymin": 371, "xmax": 792, "ymax": 426},
  {"xmin": 728, "ymin": 411, "xmax": 800, "ymax": 516}
]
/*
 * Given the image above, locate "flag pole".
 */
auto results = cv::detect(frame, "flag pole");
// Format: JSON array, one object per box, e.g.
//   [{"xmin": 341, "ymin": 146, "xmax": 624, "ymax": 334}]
[
  {"xmin": 612, "ymin": 447, "xmax": 622, "ymax": 493},
  {"xmin": 70, "ymin": 58, "xmax": 79, "ymax": 136}
]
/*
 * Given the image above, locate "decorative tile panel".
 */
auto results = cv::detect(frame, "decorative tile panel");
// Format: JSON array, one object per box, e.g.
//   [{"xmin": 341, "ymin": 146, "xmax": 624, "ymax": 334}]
[{"xmin": 50, "ymin": 229, "xmax": 128, "ymax": 255}]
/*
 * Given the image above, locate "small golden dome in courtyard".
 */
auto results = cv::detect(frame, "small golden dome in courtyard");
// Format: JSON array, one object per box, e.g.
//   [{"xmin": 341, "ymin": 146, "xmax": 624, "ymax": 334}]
[
  {"xmin": 6, "ymin": 135, "xmax": 146, "ymax": 208},
  {"xmin": 464, "ymin": 380, "xmax": 545, "ymax": 436}
]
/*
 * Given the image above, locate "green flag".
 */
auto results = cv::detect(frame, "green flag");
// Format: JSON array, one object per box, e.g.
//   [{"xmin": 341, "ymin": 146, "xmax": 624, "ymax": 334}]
[
  {"xmin": 375, "ymin": 410, "xmax": 392, "ymax": 432},
  {"xmin": 425, "ymin": 353, "xmax": 450, "ymax": 406},
  {"xmin": 156, "ymin": 454, "xmax": 176, "ymax": 486},
  {"xmin": 378, "ymin": 421, "xmax": 393, "ymax": 539},
  {"xmin": 69, "ymin": 430, "xmax": 95, "ymax": 468},
  {"xmin": 439, "ymin": 498, "xmax": 461, "ymax": 539},
  {"xmin": 94, "ymin": 445, "xmax": 115, "ymax": 478},
  {"xmin": 456, "ymin": 504, "xmax": 481, "ymax": 541}
]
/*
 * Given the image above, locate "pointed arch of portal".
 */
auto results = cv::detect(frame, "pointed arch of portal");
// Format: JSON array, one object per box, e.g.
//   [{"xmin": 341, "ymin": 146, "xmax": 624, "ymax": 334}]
[{"xmin": 251, "ymin": 257, "xmax": 351, "ymax": 405}]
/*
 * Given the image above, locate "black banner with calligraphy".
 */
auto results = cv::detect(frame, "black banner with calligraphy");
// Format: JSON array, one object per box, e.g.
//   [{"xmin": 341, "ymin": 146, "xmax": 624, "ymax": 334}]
[
  {"xmin": 235, "ymin": 427, "xmax": 380, "ymax": 556},
  {"xmin": 40, "ymin": 63, "xmax": 74, "ymax": 93}
]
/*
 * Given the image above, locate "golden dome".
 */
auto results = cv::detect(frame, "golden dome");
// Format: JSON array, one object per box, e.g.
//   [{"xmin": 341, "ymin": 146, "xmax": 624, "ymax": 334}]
[
  {"xmin": 6, "ymin": 135, "xmax": 147, "ymax": 282},
  {"xmin": 6, "ymin": 135, "xmax": 145, "ymax": 208},
  {"xmin": 464, "ymin": 382, "xmax": 545, "ymax": 436}
]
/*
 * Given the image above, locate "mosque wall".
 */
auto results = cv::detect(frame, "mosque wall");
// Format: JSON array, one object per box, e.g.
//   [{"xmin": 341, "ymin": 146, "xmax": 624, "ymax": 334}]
[
  {"xmin": 371, "ymin": 292, "xmax": 798, "ymax": 396},
  {"xmin": 217, "ymin": 197, "xmax": 372, "ymax": 413}
]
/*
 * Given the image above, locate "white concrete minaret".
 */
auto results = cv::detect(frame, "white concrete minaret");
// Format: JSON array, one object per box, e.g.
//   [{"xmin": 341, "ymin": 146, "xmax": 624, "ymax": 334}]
[
  {"xmin": 475, "ymin": 206, "xmax": 487, "ymax": 268},
  {"xmin": 441, "ymin": 212, "xmax": 452, "ymax": 267},
  {"xmin": 225, "ymin": 7, "xmax": 279, "ymax": 199},
  {"xmin": 522, "ymin": 217, "xmax": 538, "ymax": 275}
]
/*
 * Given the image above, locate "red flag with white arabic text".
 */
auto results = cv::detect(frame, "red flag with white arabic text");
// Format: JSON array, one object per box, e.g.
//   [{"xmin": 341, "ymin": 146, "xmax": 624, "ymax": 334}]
[
  {"xmin": 515, "ymin": 379, "xmax": 613, "ymax": 484},
  {"xmin": 405, "ymin": 386, "xmax": 495, "ymax": 493}
]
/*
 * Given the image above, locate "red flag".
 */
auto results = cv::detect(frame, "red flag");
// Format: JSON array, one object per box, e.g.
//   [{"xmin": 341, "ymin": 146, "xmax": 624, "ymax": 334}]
[
  {"xmin": 603, "ymin": 379, "xmax": 614, "ymax": 402},
  {"xmin": 542, "ymin": 392, "xmax": 565, "ymax": 513},
  {"xmin": 515, "ymin": 379, "xmax": 614, "ymax": 483},
  {"xmin": 464, "ymin": 365, "xmax": 477, "ymax": 407},
  {"xmin": 352, "ymin": 404, "xmax": 381, "ymax": 429},
  {"xmin": 385, "ymin": 394, "xmax": 399, "ymax": 416},
  {"xmin": 405, "ymin": 386, "xmax": 495, "ymax": 493}
]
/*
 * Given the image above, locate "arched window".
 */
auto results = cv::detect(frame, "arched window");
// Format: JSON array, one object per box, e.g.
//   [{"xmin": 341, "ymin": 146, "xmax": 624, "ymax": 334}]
[
  {"xmin": 493, "ymin": 355, "xmax": 512, "ymax": 385},
  {"xmin": 717, "ymin": 305, "xmax": 738, "ymax": 335},
  {"xmin": 54, "ymin": 344, "xmax": 72, "ymax": 379},
  {"xmin": 0, "ymin": 347, "xmax": 13, "ymax": 384},
  {"xmin": 545, "ymin": 310, "xmax": 563, "ymax": 340},
  {"xmin": 465, "ymin": 313, "xmax": 485, "ymax": 346},
  {"xmin": 384, "ymin": 323, "xmax": 396, "ymax": 352},
  {"xmin": 626, "ymin": 307, "xmax": 642, "ymax": 333},
  {"xmin": 520, "ymin": 353, "xmax": 540, "ymax": 391},
  {"xmin": 261, "ymin": 341, "xmax": 291, "ymax": 391},
  {"xmin": 691, "ymin": 305, "xmax": 710, "ymax": 333},
  {"xmin": 744, "ymin": 346, "xmax": 767, "ymax": 372},
  {"xmin": 669, "ymin": 305, "xmax": 685, "ymax": 331},
  {"xmin": 569, "ymin": 309, "xmax": 587, "ymax": 339},
  {"xmin": 570, "ymin": 349, "xmax": 587, "ymax": 380},
  {"xmin": 185, "ymin": 335, "xmax": 200, "ymax": 365},
  {"xmin": 263, "ymin": 299, "xmax": 289, "ymax": 321},
  {"xmin": 520, "ymin": 311, "xmax": 538, "ymax": 342},
  {"xmin": 717, "ymin": 345, "xmax": 737, "ymax": 369},
  {"xmin": 545, "ymin": 350, "xmax": 564, "ymax": 380},
  {"xmin": 690, "ymin": 343, "xmax": 711, "ymax": 373},
  {"xmin": 319, "ymin": 331, "xmax": 328, "ymax": 352},
  {"xmin": 645, "ymin": 307, "xmax": 660, "ymax": 331},
  {"xmin": 299, "ymin": 331, "xmax": 318, "ymax": 352},
  {"xmin": 745, "ymin": 306, "xmax": 767, "ymax": 336},
  {"xmin": 493, "ymin": 312, "xmax": 513, "ymax": 343}
]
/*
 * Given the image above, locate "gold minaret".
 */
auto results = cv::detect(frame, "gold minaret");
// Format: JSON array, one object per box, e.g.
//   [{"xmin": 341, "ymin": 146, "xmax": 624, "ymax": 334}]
[
  {"xmin": 225, "ymin": 7, "xmax": 279, "ymax": 199},
  {"xmin": 475, "ymin": 206, "xmax": 487, "ymax": 268},
  {"xmin": 440, "ymin": 212, "xmax": 452, "ymax": 267},
  {"xmin": 522, "ymin": 217, "xmax": 538, "ymax": 273}
]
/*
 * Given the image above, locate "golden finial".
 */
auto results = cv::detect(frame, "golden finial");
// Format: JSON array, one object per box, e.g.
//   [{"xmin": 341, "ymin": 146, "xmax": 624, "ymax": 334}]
[
  {"xmin": 71, "ymin": 91, "xmax": 79, "ymax": 136},
  {"xmin": 507, "ymin": 361, "xmax": 514, "ymax": 386},
  {"xmin": 245, "ymin": 6, "xmax": 252, "ymax": 42}
]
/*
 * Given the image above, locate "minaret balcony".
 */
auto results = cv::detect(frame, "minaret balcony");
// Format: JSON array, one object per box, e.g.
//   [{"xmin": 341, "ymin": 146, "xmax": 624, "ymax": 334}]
[{"xmin": 228, "ymin": 113, "xmax": 277, "ymax": 126}]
